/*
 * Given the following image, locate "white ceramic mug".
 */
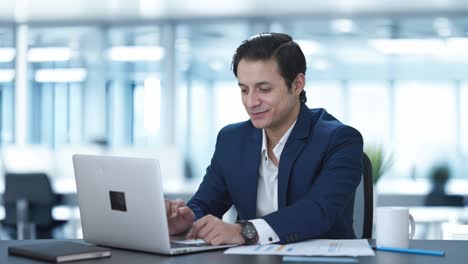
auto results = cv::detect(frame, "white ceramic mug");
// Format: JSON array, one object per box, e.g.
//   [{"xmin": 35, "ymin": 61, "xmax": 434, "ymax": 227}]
[{"xmin": 376, "ymin": 207, "xmax": 415, "ymax": 248}]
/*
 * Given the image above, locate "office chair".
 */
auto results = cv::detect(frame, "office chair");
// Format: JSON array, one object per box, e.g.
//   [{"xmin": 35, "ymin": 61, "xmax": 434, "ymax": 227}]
[
  {"xmin": 3, "ymin": 172, "xmax": 65, "ymax": 239},
  {"xmin": 353, "ymin": 152, "xmax": 374, "ymax": 239}
]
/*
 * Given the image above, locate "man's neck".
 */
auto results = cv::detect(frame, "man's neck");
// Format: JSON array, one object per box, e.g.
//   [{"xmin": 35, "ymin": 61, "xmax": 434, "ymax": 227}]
[{"xmin": 265, "ymin": 103, "xmax": 301, "ymax": 150}]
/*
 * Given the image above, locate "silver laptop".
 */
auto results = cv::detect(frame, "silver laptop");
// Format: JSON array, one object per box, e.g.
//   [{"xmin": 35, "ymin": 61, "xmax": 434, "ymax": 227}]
[{"xmin": 72, "ymin": 154, "xmax": 234, "ymax": 255}]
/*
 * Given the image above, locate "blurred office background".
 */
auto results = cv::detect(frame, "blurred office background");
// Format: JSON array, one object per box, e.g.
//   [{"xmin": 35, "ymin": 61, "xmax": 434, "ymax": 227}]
[{"xmin": 1, "ymin": 0, "xmax": 468, "ymax": 239}]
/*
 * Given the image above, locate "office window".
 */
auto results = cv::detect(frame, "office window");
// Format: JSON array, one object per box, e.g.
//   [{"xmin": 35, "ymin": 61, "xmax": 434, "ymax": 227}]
[
  {"xmin": 394, "ymin": 81, "xmax": 456, "ymax": 178},
  {"xmin": 214, "ymin": 81, "xmax": 248, "ymax": 133},
  {"xmin": 28, "ymin": 26, "xmax": 98, "ymax": 147},
  {"xmin": 461, "ymin": 83, "xmax": 468, "ymax": 157},
  {"xmin": 349, "ymin": 82, "xmax": 391, "ymax": 147},
  {"xmin": 0, "ymin": 27, "xmax": 15, "ymax": 144},
  {"xmin": 306, "ymin": 82, "xmax": 345, "ymax": 122},
  {"xmin": 189, "ymin": 81, "xmax": 214, "ymax": 179},
  {"xmin": 0, "ymin": 82, "xmax": 14, "ymax": 144},
  {"xmin": 107, "ymin": 25, "xmax": 165, "ymax": 147},
  {"xmin": 175, "ymin": 22, "xmax": 249, "ymax": 179},
  {"xmin": 132, "ymin": 78, "xmax": 162, "ymax": 146}
]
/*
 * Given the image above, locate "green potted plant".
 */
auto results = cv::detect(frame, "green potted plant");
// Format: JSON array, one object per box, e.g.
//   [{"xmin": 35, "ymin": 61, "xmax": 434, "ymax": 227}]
[
  {"xmin": 364, "ymin": 144, "xmax": 393, "ymax": 222},
  {"xmin": 364, "ymin": 144, "xmax": 393, "ymax": 185}
]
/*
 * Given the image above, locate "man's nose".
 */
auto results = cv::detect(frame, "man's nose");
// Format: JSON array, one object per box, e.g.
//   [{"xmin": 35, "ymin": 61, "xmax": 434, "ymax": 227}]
[{"xmin": 246, "ymin": 92, "xmax": 260, "ymax": 108}]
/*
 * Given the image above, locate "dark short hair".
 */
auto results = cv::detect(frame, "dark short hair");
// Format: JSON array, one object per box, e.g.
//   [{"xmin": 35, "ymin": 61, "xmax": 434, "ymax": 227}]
[{"xmin": 231, "ymin": 33, "xmax": 307, "ymax": 103}]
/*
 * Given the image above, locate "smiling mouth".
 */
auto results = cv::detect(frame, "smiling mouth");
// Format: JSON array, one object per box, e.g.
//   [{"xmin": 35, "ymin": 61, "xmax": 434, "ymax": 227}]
[{"xmin": 250, "ymin": 110, "xmax": 268, "ymax": 116}]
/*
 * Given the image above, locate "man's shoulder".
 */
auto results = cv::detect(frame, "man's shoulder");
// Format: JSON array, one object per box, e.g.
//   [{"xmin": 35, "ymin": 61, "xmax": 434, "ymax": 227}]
[
  {"xmin": 218, "ymin": 120, "xmax": 256, "ymax": 136},
  {"xmin": 214, "ymin": 120, "xmax": 259, "ymax": 150},
  {"xmin": 305, "ymin": 107, "xmax": 361, "ymax": 138},
  {"xmin": 305, "ymin": 107, "xmax": 343, "ymax": 131}
]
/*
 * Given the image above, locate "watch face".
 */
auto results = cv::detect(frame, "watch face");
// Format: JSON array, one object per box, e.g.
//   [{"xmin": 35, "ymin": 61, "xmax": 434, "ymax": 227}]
[{"xmin": 242, "ymin": 222, "xmax": 257, "ymax": 241}]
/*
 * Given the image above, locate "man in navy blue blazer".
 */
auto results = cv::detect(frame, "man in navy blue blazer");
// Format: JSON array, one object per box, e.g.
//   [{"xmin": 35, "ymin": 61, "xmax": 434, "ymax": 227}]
[{"xmin": 165, "ymin": 33, "xmax": 363, "ymax": 246}]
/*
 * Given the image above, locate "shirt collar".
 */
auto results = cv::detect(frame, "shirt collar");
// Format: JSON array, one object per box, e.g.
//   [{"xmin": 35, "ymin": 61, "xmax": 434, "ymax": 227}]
[{"xmin": 261, "ymin": 120, "xmax": 297, "ymax": 161}]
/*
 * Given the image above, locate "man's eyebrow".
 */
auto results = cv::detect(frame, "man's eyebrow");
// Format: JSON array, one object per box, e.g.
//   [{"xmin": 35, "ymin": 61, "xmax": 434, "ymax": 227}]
[
  {"xmin": 238, "ymin": 81, "xmax": 272, "ymax": 87},
  {"xmin": 256, "ymin": 81, "xmax": 271, "ymax": 86}
]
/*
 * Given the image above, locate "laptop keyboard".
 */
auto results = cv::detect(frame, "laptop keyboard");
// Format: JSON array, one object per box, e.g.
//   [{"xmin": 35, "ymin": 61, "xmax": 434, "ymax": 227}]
[{"xmin": 170, "ymin": 241, "xmax": 210, "ymax": 248}]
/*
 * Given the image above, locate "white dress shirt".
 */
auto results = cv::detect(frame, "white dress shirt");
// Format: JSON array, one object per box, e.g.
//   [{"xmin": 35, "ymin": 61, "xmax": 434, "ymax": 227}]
[{"xmin": 249, "ymin": 120, "xmax": 296, "ymax": 245}]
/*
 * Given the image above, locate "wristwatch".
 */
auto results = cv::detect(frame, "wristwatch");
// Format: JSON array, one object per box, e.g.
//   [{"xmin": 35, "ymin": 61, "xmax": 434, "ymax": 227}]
[{"xmin": 238, "ymin": 220, "xmax": 259, "ymax": 245}]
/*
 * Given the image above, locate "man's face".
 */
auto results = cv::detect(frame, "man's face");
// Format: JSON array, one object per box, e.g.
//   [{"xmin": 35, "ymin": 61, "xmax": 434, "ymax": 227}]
[{"xmin": 237, "ymin": 58, "xmax": 302, "ymax": 131}]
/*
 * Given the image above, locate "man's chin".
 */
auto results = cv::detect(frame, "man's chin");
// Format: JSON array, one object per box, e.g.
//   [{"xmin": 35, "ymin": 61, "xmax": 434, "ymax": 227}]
[{"xmin": 250, "ymin": 119, "xmax": 268, "ymax": 129}]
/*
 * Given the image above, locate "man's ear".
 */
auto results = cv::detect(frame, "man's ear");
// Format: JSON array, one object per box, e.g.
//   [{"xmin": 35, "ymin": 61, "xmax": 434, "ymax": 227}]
[{"xmin": 292, "ymin": 73, "xmax": 305, "ymax": 95}]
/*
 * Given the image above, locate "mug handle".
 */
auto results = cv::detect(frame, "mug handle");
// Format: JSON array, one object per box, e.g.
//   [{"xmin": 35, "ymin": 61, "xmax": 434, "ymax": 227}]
[{"xmin": 409, "ymin": 213, "xmax": 416, "ymax": 239}]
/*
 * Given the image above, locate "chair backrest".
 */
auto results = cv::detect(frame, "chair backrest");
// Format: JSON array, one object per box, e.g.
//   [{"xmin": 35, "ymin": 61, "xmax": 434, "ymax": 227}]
[
  {"xmin": 353, "ymin": 152, "xmax": 374, "ymax": 239},
  {"xmin": 3, "ymin": 172, "xmax": 56, "ymax": 228}
]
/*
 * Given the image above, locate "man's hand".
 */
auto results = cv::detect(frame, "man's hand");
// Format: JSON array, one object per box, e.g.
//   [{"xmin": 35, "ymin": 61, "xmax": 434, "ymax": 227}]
[
  {"xmin": 186, "ymin": 215, "xmax": 245, "ymax": 245},
  {"xmin": 165, "ymin": 199, "xmax": 195, "ymax": 235}
]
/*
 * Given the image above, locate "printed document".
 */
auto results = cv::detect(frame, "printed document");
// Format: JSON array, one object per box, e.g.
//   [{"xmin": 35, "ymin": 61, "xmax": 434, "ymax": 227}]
[{"xmin": 225, "ymin": 239, "xmax": 375, "ymax": 257}]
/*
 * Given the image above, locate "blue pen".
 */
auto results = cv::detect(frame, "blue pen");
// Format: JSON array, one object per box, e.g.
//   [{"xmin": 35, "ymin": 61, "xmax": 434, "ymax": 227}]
[
  {"xmin": 372, "ymin": 246, "xmax": 445, "ymax": 256},
  {"xmin": 283, "ymin": 256, "xmax": 358, "ymax": 263}
]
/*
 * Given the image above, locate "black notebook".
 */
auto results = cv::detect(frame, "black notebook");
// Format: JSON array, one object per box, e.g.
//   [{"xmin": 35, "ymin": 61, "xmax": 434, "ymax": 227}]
[{"xmin": 8, "ymin": 241, "xmax": 111, "ymax": 263}]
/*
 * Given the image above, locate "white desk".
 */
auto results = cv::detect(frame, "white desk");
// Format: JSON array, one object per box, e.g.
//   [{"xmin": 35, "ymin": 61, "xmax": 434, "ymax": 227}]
[{"xmin": 409, "ymin": 206, "xmax": 468, "ymax": 239}]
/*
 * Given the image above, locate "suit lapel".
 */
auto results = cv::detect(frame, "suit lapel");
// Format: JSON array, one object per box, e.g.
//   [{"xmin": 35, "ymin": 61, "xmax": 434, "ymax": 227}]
[
  {"xmin": 277, "ymin": 103, "xmax": 312, "ymax": 209},
  {"xmin": 241, "ymin": 127, "xmax": 262, "ymax": 219}
]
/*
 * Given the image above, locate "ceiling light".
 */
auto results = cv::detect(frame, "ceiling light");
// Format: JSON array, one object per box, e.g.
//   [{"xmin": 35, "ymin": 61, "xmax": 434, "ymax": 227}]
[
  {"xmin": 35, "ymin": 68, "xmax": 87, "ymax": 83},
  {"xmin": 0, "ymin": 48, "xmax": 16, "ymax": 62},
  {"xmin": 209, "ymin": 60, "xmax": 224, "ymax": 71},
  {"xmin": 369, "ymin": 38, "xmax": 446, "ymax": 55},
  {"xmin": 331, "ymin": 19, "xmax": 356, "ymax": 33},
  {"xmin": 108, "ymin": 46, "xmax": 165, "ymax": 62},
  {"xmin": 28, "ymin": 47, "xmax": 72, "ymax": 62},
  {"xmin": 139, "ymin": 0, "xmax": 165, "ymax": 17}
]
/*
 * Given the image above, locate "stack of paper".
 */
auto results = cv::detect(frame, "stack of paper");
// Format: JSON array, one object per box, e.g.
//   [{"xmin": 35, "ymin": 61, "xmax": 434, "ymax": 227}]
[{"xmin": 225, "ymin": 239, "xmax": 375, "ymax": 257}]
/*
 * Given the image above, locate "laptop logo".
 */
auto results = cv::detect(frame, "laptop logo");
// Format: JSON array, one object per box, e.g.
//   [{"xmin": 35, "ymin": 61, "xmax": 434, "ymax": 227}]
[{"xmin": 109, "ymin": 191, "xmax": 127, "ymax": 212}]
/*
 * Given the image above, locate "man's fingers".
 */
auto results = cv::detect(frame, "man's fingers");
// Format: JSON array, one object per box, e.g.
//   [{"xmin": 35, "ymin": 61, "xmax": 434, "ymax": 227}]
[
  {"xmin": 171, "ymin": 203, "xmax": 178, "ymax": 217},
  {"xmin": 178, "ymin": 207, "xmax": 194, "ymax": 221},
  {"xmin": 210, "ymin": 235, "xmax": 223, "ymax": 246},
  {"xmin": 186, "ymin": 228, "xmax": 196, "ymax": 239},
  {"xmin": 173, "ymin": 199, "xmax": 185, "ymax": 206},
  {"xmin": 201, "ymin": 227, "xmax": 218, "ymax": 243},
  {"xmin": 187, "ymin": 216, "xmax": 211, "ymax": 239},
  {"xmin": 169, "ymin": 199, "xmax": 186, "ymax": 218},
  {"xmin": 178, "ymin": 206, "xmax": 189, "ymax": 215},
  {"xmin": 197, "ymin": 220, "xmax": 216, "ymax": 239}
]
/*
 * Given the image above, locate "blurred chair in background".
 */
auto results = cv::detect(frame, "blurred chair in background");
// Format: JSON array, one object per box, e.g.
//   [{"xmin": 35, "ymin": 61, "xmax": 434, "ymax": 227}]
[
  {"xmin": 0, "ymin": 145, "xmax": 64, "ymax": 238},
  {"xmin": 424, "ymin": 164, "xmax": 464, "ymax": 207},
  {"xmin": 3, "ymin": 172, "xmax": 65, "ymax": 239}
]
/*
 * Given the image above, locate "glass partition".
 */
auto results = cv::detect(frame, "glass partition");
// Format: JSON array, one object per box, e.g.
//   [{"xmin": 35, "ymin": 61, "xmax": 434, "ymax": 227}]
[
  {"xmin": 0, "ymin": 26, "xmax": 15, "ymax": 145},
  {"xmin": 28, "ymin": 26, "xmax": 100, "ymax": 147},
  {"xmin": 107, "ymin": 25, "xmax": 165, "ymax": 147},
  {"xmin": 175, "ymin": 21, "xmax": 249, "ymax": 179},
  {"xmin": 394, "ymin": 81, "xmax": 457, "ymax": 178}
]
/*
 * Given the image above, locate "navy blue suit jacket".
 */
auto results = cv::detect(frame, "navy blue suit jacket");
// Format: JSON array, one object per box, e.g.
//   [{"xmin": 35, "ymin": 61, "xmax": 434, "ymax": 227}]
[{"xmin": 187, "ymin": 103, "xmax": 363, "ymax": 243}]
